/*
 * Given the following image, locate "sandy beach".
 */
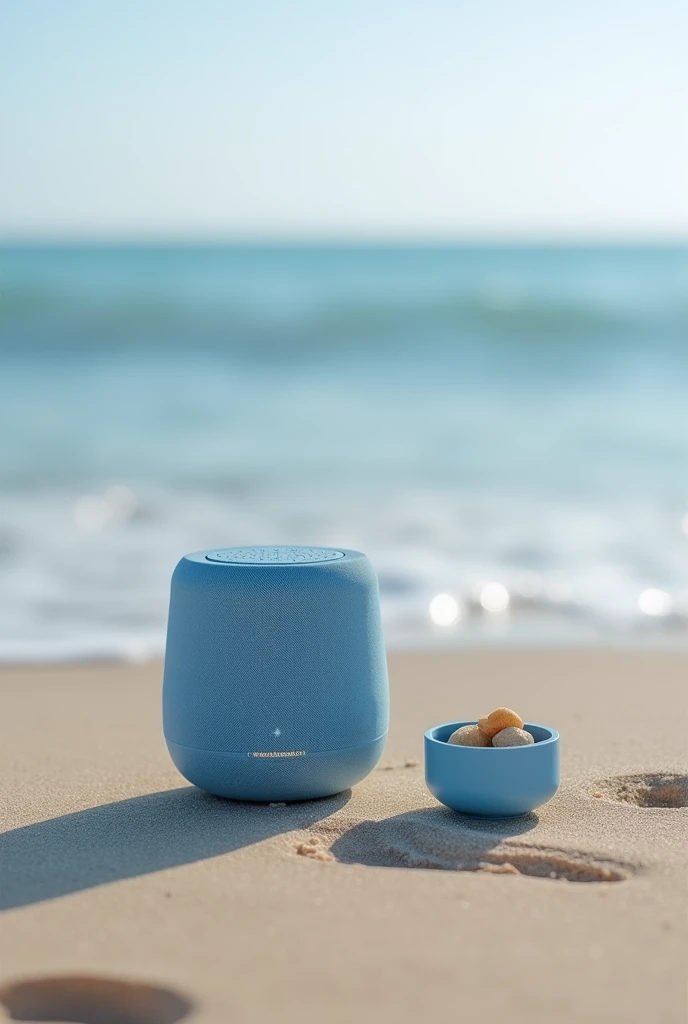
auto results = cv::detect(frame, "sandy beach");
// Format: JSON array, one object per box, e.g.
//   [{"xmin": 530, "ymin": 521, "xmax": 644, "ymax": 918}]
[{"xmin": 1, "ymin": 649, "xmax": 686, "ymax": 1023}]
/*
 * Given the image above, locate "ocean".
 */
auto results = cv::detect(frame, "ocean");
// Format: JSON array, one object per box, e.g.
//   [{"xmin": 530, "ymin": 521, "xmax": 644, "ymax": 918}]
[{"xmin": 2, "ymin": 243, "xmax": 688, "ymax": 661}]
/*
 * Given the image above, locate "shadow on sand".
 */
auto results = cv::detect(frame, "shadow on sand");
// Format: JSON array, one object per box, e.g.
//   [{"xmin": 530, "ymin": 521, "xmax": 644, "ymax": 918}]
[
  {"xmin": 329, "ymin": 805, "xmax": 539, "ymax": 869},
  {"xmin": 326, "ymin": 807, "xmax": 628, "ymax": 880},
  {"xmin": 1, "ymin": 786, "xmax": 350, "ymax": 911}
]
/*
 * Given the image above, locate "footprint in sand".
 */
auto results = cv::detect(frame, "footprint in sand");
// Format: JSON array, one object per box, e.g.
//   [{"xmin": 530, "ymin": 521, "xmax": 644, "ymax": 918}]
[
  {"xmin": 0, "ymin": 976, "xmax": 193, "ymax": 1024},
  {"xmin": 297, "ymin": 809, "xmax": 634, "ymax": 882},
  {"xmin": 591, "ymin": 772, "xmax": 688, "ymax": 808}
]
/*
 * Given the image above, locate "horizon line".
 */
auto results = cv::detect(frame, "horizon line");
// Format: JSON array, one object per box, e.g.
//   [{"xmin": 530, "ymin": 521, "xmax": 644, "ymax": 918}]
[{"xmin": 1, "ymin": 233, "xmax": 688, "ymax": 248}]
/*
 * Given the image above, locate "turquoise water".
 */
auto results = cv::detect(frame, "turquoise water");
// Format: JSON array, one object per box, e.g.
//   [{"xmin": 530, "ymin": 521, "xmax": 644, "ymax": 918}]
[{"xmin": 2, "ymin": 243, "xmax": 688, "ymax": 659}]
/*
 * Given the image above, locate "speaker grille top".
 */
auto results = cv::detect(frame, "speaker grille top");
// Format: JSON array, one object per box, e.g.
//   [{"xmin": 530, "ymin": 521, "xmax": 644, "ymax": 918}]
[{"xmin": 205, "ymin": 546, "xmax": 346, "ymax": 565}]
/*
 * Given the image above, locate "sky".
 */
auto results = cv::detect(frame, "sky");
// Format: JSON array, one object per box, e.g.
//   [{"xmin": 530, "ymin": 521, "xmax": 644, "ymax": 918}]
[{"xmin": 1, "ymin": 0, "xmax": 687, "ymax": 239}]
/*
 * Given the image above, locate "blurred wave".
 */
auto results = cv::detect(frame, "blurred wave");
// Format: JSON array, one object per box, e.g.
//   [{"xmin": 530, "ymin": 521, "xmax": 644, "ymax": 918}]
[
  {"xmin": 2, "ymin": 243, "xmax": 687, "ymax": 352},
  {"xmin": 0, "ymin": 284, "xmax": 659, "ymax": 344},
  {"xmin": 2, "ymin": 243, "xmax": 688, "ymax": 660}
]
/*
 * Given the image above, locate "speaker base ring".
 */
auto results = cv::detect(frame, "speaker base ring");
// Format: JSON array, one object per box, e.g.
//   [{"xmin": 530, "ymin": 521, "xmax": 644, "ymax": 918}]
[{"xmin": 165, "ymin": 734, "xmax": 387, "ymax": 802}]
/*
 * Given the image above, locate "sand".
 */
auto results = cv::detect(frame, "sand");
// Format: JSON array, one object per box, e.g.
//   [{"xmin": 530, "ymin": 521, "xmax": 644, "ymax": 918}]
[{"xmin": 1, "ymin": 650, "xmax": 686, "ymax": 1024}]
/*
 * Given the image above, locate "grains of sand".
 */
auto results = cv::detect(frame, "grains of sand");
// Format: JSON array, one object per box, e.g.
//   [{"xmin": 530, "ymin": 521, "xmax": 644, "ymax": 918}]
[
  {"xmin": 296, "ymin": 842, "xmax": 334, "ymax": 862},
  {"xmin": 478, "ymin": 862, "xmax": 519, "ymax": 875}
]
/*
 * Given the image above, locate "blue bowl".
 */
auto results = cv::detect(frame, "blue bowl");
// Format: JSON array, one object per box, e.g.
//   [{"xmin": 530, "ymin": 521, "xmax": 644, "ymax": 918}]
[{"xmin": 424, "ymin": 721, "xmax": 560, "ymax": 817}]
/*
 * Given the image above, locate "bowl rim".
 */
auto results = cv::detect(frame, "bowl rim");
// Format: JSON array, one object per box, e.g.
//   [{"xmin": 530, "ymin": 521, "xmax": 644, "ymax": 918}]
[{"xmin": 425, "ymin": 720, "xmax": 559, "ymax": 748}]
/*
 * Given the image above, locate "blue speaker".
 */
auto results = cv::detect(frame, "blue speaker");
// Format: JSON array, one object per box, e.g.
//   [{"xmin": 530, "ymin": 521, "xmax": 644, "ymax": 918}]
[{"xmin": 162, "ymin": 546, "xmax": 389, "ymax": 801}]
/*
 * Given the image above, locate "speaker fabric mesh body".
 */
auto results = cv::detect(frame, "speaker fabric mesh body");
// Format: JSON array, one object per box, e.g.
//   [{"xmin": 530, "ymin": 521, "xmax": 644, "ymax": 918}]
[{"xmin": 163, "ymin": 547, "xmax": 389, "ymax": 801}]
